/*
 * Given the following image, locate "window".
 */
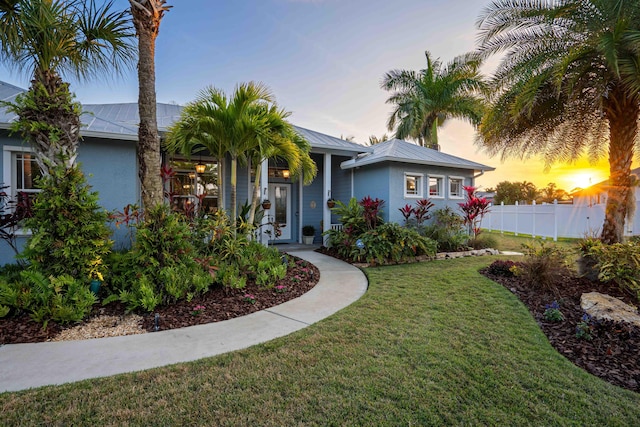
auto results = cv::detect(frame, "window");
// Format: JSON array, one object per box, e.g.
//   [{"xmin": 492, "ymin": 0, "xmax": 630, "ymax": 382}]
[
  {"xmin": 449, "ymin": 176, "xmax": 464, "ymax": 198},
  {"xmin": 428, "ymin": 175, "xmax": 444, "ymax": 198},
  {"xmin": 404, "ymin": 173, "xmax": 423, "ymax": 198},
  {"xmin": 3, "ymin": 147, "xmax": 43, "ymax": 202},
  {"xmin": 167, "ymin": 158, "xmax": 219, "ymax": 214}
]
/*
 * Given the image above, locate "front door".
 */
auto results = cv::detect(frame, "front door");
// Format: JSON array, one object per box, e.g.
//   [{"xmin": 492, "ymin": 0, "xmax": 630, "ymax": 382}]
[{"xmin": 268, "ymin": 183, "xmax": 291, "ymax": 240}]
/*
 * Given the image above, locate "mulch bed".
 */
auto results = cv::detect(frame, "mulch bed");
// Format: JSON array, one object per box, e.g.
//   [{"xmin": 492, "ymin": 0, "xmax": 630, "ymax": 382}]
[
  {"xmin": 0, "ymin": 256, "xmax": 319, "ymax": 344},
  {"xmin": 481, "ymin": 266, "xmax": 640, "ymax": 393}
]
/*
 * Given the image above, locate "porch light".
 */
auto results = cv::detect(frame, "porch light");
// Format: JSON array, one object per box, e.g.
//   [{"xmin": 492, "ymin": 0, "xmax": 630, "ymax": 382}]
[
  {"xmin": 195, "ymin": 162, "xmax": 206, "ymax": 174},
  {"xmin": 282, "ymin": 169, "xmax": 290, "ymax": 179}
]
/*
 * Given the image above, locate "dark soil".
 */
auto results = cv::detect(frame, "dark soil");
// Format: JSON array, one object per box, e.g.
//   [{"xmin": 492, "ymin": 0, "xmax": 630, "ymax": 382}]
[
  {"xmin": 481, "ymin": 265, "xmax": 640, "ymax": 393},
  {"xmin": 0, "ymin": 256, "xmax": 319, "ymax": 344}
]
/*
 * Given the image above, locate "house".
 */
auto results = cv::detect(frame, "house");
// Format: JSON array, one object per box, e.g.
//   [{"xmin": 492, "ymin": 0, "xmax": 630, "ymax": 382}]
[
  {"xmin": 572, "ymin": 167, "xmax": 640, "ymax": 208},
  {"xmin": 0, "ymin": 80, "xmax": 494, "ymax": 264}
]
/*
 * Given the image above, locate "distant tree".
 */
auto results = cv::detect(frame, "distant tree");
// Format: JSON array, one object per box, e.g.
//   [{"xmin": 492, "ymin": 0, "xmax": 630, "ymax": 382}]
[
  {"xmin": 476, "ymin": 0, "xmax": 640, "ymax": 244},
  {"xmin": 538, "ymin": 183, "xmax": 569, "ymax": 204},
  {"xmin": 368, "ymin": 134, "xmax": 389, "ymax": 145},
  {"xmin": 130, "ymin": 0, "xmax": 172, "ymax": 210},
  {"xmin": 493, "ymin": 181, "xmax": 539, "ymax": 205},
  {"xmin": 381, "ymin": 51, "xmax": 485, "ymax": 149},
  {"xmin": 340, "ymin": 134, "xmax": 356, "ymax": 142}
]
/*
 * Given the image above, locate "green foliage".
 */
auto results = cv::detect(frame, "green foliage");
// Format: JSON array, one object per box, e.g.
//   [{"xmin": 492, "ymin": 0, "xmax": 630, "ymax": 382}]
[
  {"xmin": 330, "ymin": 197, "xmax": 365, "ymax": 234},
  {"xmin": 107, "ymin": 206, "xmax": 211, "ymax": 312},
  {"xmin": 344, "ymin": 222, "xmax": 437, "ymax": 265},
  {"xmin": 493, "ymin": 181, "xmax": 538, "ymax": 205},
  {"xmin": 0, "ymin": 270, "xmax": 95, "ymax": 326},
  {"xmin": 21, "ymin": 164, "xmax": 111, "ymax": 283},
  {"xmin": 543, "ymin": 301, "xmax": 564, "ymax": 323},
  {"xmin": 414, "ymin": 207, "xmax": 468, "ymax": 252},
  {"xmin": 589, "ymin": 241, "xmax": 640, "ymax": 298},
  {"xmin": 468, "ymin": 234, "xmax": 498, "ymax": 250},
  {"xmin": 576, "ymin": 314, "xmax": 593, "ymax": 341},
  {"xmin": 519, "ymin": 240, "xmax": 569, "ymax": 292}
]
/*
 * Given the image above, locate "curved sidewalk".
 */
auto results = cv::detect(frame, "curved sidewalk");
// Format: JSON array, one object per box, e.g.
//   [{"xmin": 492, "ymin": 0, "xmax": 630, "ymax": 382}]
[{"xmin": 0, "ymin": 251, "xmax": 368, "ymax": 393}]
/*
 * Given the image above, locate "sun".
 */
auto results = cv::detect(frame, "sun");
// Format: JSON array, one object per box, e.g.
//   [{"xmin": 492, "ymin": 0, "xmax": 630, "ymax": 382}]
[{"xmin": 567, "ymin": 170, "xmax": 606, "ymax": 190}]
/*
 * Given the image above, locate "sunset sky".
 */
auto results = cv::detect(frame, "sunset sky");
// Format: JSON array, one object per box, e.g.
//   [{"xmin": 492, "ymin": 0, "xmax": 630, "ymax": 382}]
[{"xmin": 0, "ymin": 0, "xmax": 611, "ymax": 192}]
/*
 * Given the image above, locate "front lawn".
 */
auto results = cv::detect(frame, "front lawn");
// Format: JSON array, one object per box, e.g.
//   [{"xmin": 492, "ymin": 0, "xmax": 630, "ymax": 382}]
[{"xmin": 2, "ymin": 257, "xmax": 639, "ymax": 425}]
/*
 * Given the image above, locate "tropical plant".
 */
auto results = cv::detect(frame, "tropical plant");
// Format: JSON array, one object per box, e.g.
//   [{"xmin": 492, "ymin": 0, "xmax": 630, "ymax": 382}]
[
  {"xmin": 0, "ymin": 0, "xmax": 135, "ymax": 174},
  {"xmin": 476, "ymin": 0, "xmax": 640, "ymax": 244},
  {"xmin": 21, "ymin": 164, "xmax": 112, "ymax": 283},
  {"xmin": 493, "ymin": 181, "xmax": 539, "ymax": 205},
  {"xmin": 459, "ymin": 185, "xmax": 490, "ymax": 239},
  {"xmin": 381, "ymin": 51, "xmax": 485, "ymax": 149},
  {"xmin": 129, "ymin": 0, "xmax": 172, "ymax": 209},
  {"xmin": 368, "ymin": 134, "xmax": 389, "ymax": 145},
  {"xmin": 0, "ymin": 187, "xmax": 32, "ymax": 261},
  {"xmin": 165, "ymin": 82, "xmax": 309, "ymax": 233}
]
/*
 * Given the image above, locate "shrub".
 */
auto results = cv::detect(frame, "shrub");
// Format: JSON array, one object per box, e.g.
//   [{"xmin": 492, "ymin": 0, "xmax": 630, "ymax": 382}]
[
  {"xmin": 106, "ymin": 205, "xmax": 212, "ymax": 312},
  {"xmin": 519, "ymin": 240, "xmax": 569, "ymax": 291},
  {"xmin": 330, "ymin": 197, "xmax": 365, "ymax": 235},
  {"xmin": 0, "ymin": 270, "xmax": 95, "ymax": 327},
  {"xmin": 589, "ymin": 241, "xmax": 640, "ymax": 298},
  {"xmin": 486, "ymin": 260, "xmax": 518, "ymax": 277},
  {"xmin": 347, "ymin": 223, "xmax": 437, "ymax": 264},
  {"xmin": 21, "ymin": 164, "xmax": 111, "ymax": 283},
  {"xmin": 468, "ymin": 234, "xmax": 498, "ymax": 250}
]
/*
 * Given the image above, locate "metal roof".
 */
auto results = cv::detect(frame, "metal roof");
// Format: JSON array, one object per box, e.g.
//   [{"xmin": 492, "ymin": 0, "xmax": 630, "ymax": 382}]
[
  {"xmin": 292, "ymin": 125, "xmax": 371, "ymax": 155},
  {"xmin": 341, "ymin": 138, "xmax": 495, "ymax": 172}
]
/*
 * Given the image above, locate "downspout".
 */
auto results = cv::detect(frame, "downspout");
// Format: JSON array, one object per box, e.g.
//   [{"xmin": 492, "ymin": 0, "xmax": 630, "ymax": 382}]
[{"xmin": 472, "ymin": 170, "xmax": 485, "ymax": 187}]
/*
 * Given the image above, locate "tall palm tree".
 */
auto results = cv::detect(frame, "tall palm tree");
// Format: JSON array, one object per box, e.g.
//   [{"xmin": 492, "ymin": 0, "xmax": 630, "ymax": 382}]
[
  {"xmin": 129, "ymin": 0, "xmax": 171, "ymax": 210},
  {"xmin": 368, "ymin": 134, "xmax": 389, "ymax": 145},
  {"xmin": 166, "ymin": 82, "xmax": 293, "ymax": 230},
  {"xmin": 246, "ymin": 109, "xmax": 316, "ymax": 225},
  {"xmin": 476, "ymin": 0, "xmax": 640, "ymax": 244},
  {"xmin": 381, "ymin": 51, "xmax": 485, "ymax": 149},
  {"xmin": 0, "ymin": 0, "xmax": 135, "ymax": 174}
]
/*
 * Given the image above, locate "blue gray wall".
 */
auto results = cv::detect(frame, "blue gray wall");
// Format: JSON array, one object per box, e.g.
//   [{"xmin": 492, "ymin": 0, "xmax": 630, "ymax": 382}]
[
  {"xmin": 0, "ymin": 132, "xmax": 138, "ymax": 265},
  {"xmin": 353, "ymin": 161, "xmax": 476, "ymax": 224}
]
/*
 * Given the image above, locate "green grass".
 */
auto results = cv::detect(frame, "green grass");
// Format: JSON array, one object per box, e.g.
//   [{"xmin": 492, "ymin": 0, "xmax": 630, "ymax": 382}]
[
  {"xmin": 2, "ymin": 257, "xmax": 639, "ymax": 425},
  {"xmin": 483, "ymin": 230, "xmax": 579, "ymax": 252}
]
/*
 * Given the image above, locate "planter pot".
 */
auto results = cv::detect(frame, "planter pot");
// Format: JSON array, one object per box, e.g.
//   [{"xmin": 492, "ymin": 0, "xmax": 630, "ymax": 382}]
[
  {"xmin": 262, "ymin": 201, "xmax": 272, "ymax": 210},
  {"xmin": 90, "ymin": 279, "xmax": 102, "ymax": 295},
  {"xmin": 302, "ymin": 235, "xmax": 315, "ymax": 245},
  {"xmin": 327, "ymin": 200, "xmax": 336, "ymax": 208}
]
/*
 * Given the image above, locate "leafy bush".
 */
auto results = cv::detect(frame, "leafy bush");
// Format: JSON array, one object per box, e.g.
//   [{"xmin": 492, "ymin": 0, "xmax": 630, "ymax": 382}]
[
  {"xmin": 21, "ymin": 164, "xmax": 111, "ymax": 282},
  {"xmin": 519, "ymin": 240, "xmax": 569, "ymax": 291},
  {"xmin": 486, "ymin": 260, "xmax": 518, "ymax": 277},
  {"xmin": 106, "ymin": 205, "xmax": 212, "ymax": 312},
  {"xmin": 330, "ymin": 197, "xmax": 365, "ymax": 235},
  {"xmin": 589, "ymin": 241, "xmax": 640, "ymax": 298},
  {"xmin": 468, "ymin": 234, "xmax": 498, "ymax": 250},
  {"xmin": 341, "ymin": 222, "xmax": 436, "ymax": 264},
  {"xmin": 0, "ymin": 270, "xmax": 95, "ymax": 326}
]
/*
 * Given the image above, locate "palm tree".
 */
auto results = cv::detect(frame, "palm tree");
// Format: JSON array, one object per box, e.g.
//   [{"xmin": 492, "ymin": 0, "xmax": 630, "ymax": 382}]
[
  {"xmin": 368, "ymin": 134, "xmax": 389, "ymax": 145},
  {"xmin": 246, "ymin": 110, "xmax": 316, "ymax": 225},
  {"xmin": 381, "ymin": 51, "xmax": 485, "ymax": 150},
  {"xmin": 166, "ymin": 82, "xmax": 299, "ymax": 231},
  {"xmin": 476, "ymin": 0, "xmax": 640, "ymax": 244},
  {"xmin": 129, "ymin": 0, "xmax": 171, "ymax": 210},
  {"xmin": 0, "ymin": 0, "xmax": 135, "ymax": 175}
]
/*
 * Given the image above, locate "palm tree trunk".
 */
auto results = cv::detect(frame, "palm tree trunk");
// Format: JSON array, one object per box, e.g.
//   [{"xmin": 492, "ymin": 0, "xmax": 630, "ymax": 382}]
[
  {"xmin": 601, "ymin": 85, "xmax": 638, "ymax": 244},
  {"xmin": 21, "ymin": 70, "xmax": 81, "ymax": 175},
  {"xmin": 132, "ymin": 2, "xmax": 164, "ymax": 210}
]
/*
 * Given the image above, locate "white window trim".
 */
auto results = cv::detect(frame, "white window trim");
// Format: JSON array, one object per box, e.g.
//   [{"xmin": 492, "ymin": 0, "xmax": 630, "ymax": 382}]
[
  {"xmin": 3, "ymin": 145, "xmax": 40, "ymax": 236},
  {"xmin": 448, "ymin": 176, "xmax": 465, "ymax": 199},
  {"xmin": 404, "ymin": 172, "xmax": 423, "ymax": 199},
  {"xmin": 428, "ymin": 174, "xmax": 445, "ymax": 199}
]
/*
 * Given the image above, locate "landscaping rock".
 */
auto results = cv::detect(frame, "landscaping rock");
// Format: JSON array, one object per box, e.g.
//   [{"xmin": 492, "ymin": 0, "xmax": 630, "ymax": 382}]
[{"xmin": 581, "ymin": 292, "xmax": 640, "ymax": 327}]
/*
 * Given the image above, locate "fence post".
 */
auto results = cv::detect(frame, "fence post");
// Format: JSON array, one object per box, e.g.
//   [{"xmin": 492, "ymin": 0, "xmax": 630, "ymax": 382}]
[
  {"xmin": 532, "ymin": 200, "xmax": 536, "ymax": 238},
  {"xmin": 500, "ymin": 201, "xmax": 504, "ymax": 234},
  {"xmin": 515, "ymin": 201, "xmax": 519, "ymax": 236},
  {"xmin": 553, "ymin": 199, "xmax": 558, "ymax": 241}
]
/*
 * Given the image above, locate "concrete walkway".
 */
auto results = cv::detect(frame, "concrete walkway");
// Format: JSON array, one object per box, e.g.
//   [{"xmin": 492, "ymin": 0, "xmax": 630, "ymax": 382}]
[{"xmin": 0, "ymin": 250, "xmax": 367, "ymax": 393}]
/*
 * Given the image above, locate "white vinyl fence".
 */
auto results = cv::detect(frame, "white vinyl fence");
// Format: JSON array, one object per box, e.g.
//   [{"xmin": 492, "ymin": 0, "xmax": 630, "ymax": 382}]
[{"xmin": 483, "ymin": 201, "xmax": 640, "ymax": 240}]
